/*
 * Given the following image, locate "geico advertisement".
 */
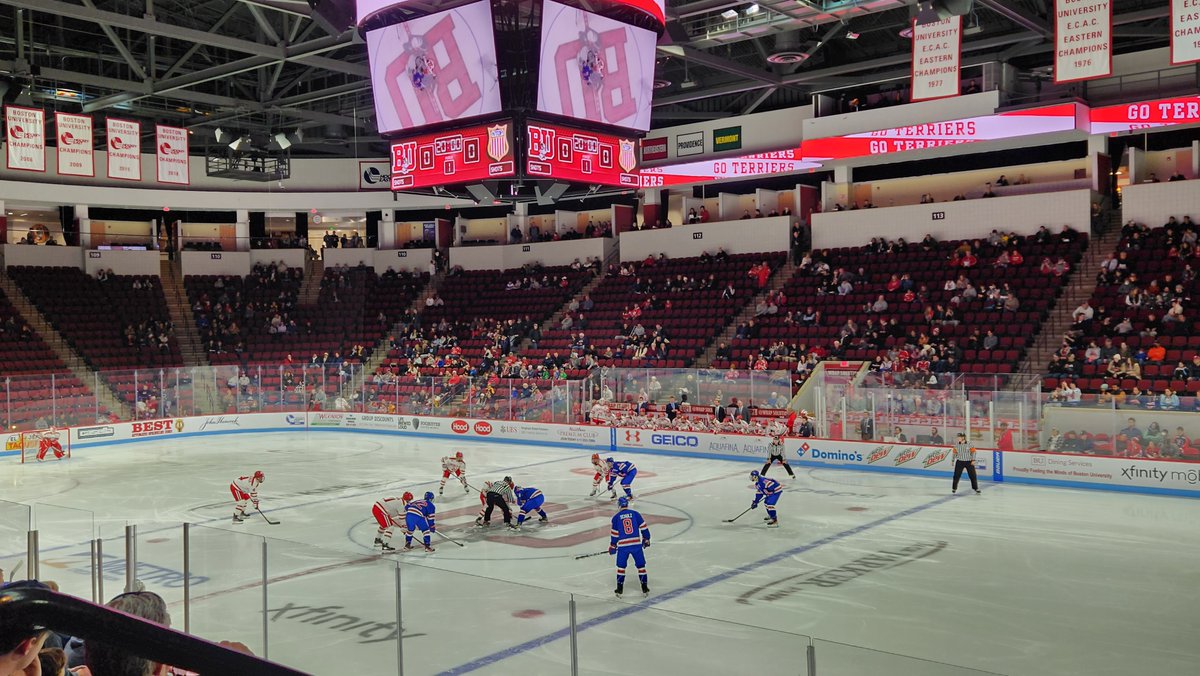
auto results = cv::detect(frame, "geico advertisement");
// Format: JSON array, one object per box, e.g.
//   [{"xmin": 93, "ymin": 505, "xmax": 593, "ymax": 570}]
[
  {"xmin": 1002, "ymin": 452, "xmax": 1200, "ymax": 494},
  {"xmin": 615, "ymin": 427, "xmax": 773, "ymax": 457},
  {"xmin": 785, "ymin": 438, "xmax": 989, "ymax": 477}
]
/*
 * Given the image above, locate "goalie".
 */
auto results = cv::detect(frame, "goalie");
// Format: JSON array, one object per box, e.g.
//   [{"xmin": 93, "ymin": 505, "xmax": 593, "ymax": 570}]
[{"xmin": 36, "ymin": 427, "xmax": 66, "ymax": 461}]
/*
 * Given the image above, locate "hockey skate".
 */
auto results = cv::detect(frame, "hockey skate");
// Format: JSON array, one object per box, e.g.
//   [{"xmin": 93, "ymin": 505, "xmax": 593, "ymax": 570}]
[
  {"xmin": 423, "ymin": 545, "xmax": 436, "ymax": 553},
  {"xmin": 475, "ymin": 516, "xmax": 487, "ymax": 527},
  {"xmin": 538, "ymin": 515, "xmax": 548, "ymax": 522},
  {"xmin": 232, "ymin": 515, "xmax": 245, "ymax": 524},
  {"xmin": 589, "ymin": 486, "xmax": 598, "ymax": 497},
  {"xmin": 403, "ymin": 542, "xmax": 414, "ymax": 550},
  {"xmin": 463, "ymin": 483, "xmax": 470, "ymax": 493},
  {"xmin": 766, "ymin": 519, "xmax": 779, "ymax": 527},
  {"xmin": 614, "ymin": 584, "xmax": 623, "ymax": 598},
  {"xmin": 641, "ymin": 583, "xmax": 650, "ymax": 596},
  {"xmin": 373, "ymin": 537, "xmax": 383, "ymax": 545},
  {"xmin": 507, "ymin": 523, "xmax": 519, "ymax": 531},
  {"xmin": 438, "ymin": 489, "xmax": 444, "ymax": 496},
  {"xmin": 609, "ymin": 489, "xmax": 617, "ymax": 499},
  {"xmin": 381, "ymin": 542, "xmax": 396, "ymax": 552}
]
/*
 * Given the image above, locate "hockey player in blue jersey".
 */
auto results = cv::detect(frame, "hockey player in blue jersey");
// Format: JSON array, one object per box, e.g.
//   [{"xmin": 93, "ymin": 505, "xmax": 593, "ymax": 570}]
[
  {"xmin": 514, "ymin": 485, "xmax": 548, "ymax": 529},
  {"xmin": 749, "ymin": 470, "xmax": 782, "ymax": 527},
  {"xmin": 608, "ymin": 496, "xmax": 650, "ymax": 597},
  {"xmin": 404, "ymin": 491, "xmax": 438, "ymax": 552},
  {"xmin": 605, "ymin": 458, "xmax": 638, "ymax": 500}
]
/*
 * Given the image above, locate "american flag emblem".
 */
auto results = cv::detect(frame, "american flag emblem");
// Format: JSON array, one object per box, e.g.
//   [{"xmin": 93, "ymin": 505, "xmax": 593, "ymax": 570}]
[
  {"xmin": 487, "ymin": 124, "xmax": 510, "ymax": 162},
  {"xmin": 618, "ymin": 139, "xmax": 636, "ymax": 173}
]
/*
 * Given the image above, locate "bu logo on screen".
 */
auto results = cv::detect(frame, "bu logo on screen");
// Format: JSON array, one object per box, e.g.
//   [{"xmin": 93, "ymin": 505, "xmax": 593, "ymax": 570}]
[
  {"xmin": 487, "ymin": 124, "xmax": 510, "ymax": 161},
  {"xmin": 392, "ymin": 141, "xmax": 417, "ymax": 175},
  {"xmin": 528, "ymin": 126, "xmax": 556, "ymax": 161}
]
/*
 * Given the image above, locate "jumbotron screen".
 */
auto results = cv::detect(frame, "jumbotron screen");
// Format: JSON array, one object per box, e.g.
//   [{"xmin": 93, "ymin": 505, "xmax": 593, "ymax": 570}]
[
  {"xmin": 367, "ymin": 1, "xmax": 502, "ymax": 135},
  {"xmin": 526, "ymin": 120, "xmax": 639, "ymax": 187},
  {"xmin": 390, "ymin": 120, "xmax": 515, "ymax": 190},
  {"xmin": 358, "ymin": 0, "xmax": 667, "ymax": 27},
  {"xmin": 537, "ymin": 0, "xmax": 656, "ymax": 132}
]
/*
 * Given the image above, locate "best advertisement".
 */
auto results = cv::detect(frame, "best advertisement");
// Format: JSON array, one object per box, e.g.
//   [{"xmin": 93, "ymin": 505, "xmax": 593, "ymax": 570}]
[
  {"xmin": 1172, "ymin": 0, "xmax": 1200, "ymax": 65},
  {"xmin": 911, "ymin": 16, "xmax": 961, "ymax": 101},
  {"xmin": 107, "ymin": 118, "xmax": 142, "ymax": 181},
  {"xmin": 5, "ymin": 106, "xmax": 46, "ymax": 172},
  {"xmin": 156, "ymin": 125, "xmax": 190, "ymax": 185},
  {"xmin": 1054, "ymin": 0, "xmax": 1112, "ymax": 83},
  {"xmin": 55, "ymin": 112, "xmax": 94, "ymax": 177}
]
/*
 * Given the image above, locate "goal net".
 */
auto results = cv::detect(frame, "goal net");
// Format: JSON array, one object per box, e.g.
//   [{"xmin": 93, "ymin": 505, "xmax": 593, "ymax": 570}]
[{"xmin": 20, "ymin": 428, "xmax": 71, "ymax": 464}]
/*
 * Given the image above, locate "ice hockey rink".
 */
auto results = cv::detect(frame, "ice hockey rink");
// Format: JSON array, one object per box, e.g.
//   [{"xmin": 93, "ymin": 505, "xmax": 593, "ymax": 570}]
[{"xmin": 3, "ymin": 430, "xmax": 1199, "ymax": 676}]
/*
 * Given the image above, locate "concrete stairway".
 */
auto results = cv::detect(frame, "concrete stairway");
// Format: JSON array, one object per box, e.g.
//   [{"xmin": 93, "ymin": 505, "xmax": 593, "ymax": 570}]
[
  {"xmin": 1016, "ymin": 215, "xmax": 1124, "ymax": 376},
  {"xmin": 694, "ymin": 260, "xmax": 798, "ymax": 368},
  {"xmin": 0, "ymin": 273, "xmax": 131, "ymax": 419},
  {"xmin": 341, "ymin": 272, "xmax": 443, "ymax": 398},
  {"xmin": 298, "ymin": 258, "xmax": 324, "ymax": 306},
  {"xmin": 159, "ymin": 259, "xmax": 207, "ymax": 368}
]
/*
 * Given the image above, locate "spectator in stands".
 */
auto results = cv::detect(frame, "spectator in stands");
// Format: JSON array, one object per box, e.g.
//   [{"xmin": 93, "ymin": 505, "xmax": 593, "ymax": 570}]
[
  {"xmin": 0, "ymin": 623, "xmax": 51, "ymax": 675},
  {"xmin": 82, "ymin": 589, "xmax": 173, "ymax": 676},
  {"xmin": 1045, "ymin": 428, "xmax": 1064, "ymax": 452},
  {"xmin": 1147, "ymin": 341, "xmax": 1167, "ymax": 363},
  {"xmin": 982, "ymin": 183, "xmax": 996, "ymax": 198},
  {"xmin": 1116, "ymin": 418, "xmax": 1143, "ymax": 452},
  {"xmin": 869, "ymin": 295, "xmax": 888, "ymax": 313},
  {"xmin": 1170, "ymin": 427, "xmax": 1194, "ymax": 458},
  {"xmin": 1159, "ymin": 389, "xmax": 1181, "ymax": 410}
]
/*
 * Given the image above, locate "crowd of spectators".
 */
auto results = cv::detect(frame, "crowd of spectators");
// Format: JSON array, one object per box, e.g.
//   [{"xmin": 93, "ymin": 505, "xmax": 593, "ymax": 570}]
[{"xmin": 192, "ymin": 261, "xmax": 301, "ymax": 355}]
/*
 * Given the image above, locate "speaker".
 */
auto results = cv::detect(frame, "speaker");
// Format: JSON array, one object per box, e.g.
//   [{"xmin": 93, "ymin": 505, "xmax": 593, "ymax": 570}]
[
  {"xmin": 663, "ymin": 21, "xmax": 690, "ymax": 44},
  {"xmin": 915, "ymin": 0, "xmax": 973, "ymax": 25}
]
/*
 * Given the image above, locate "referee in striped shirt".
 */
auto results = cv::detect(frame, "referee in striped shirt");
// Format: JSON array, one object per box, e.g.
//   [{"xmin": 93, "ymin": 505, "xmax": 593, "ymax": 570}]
[{"xmin": 952, "ymin": 432, "xmax": 981, "ymax": 494}]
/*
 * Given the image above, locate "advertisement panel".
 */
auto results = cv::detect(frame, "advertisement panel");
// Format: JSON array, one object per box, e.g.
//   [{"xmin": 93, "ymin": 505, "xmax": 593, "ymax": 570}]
[
  {"xmin": 538, "ymin": 0, "xmax": 656, "ymax": 131},
  {"xmin": 1174, "ymin": 0, "xmax": 1200, "ymax": 65},
  {"xmin": 390, "ymin": 120, "xmax": 515, "ymax": 190},
  {"xmin": 1089, "ymin": 96, "xmax": 1200, "ymax": 134},
  {"xmin": 641, "ymin": 137, "xmax": 668, "ymax": 161},
  {"xmin": 911, "ymin": 16, "xmax": 961, "ymax": 102},
  {"xmin": 616, "ymin": 427, "xmax": 774, "ymax": 459},
  {"xmin": 1054, "ymin": 0, "xmax": 1112, "ymax": 83},
  {"xmin": 5, "ymin": 106, "xmax": 46, "ymax": 172},
  {"xmin": 712, "ymin": 126, "xmax": 742, "ymax": 152},
  {"xmin": 106, "ymin": 118, "xmax": 142, "ymax": 181},
  {"xmin": 55, "ymin": 112, "xmax": 94, "ymax": 177},
  {"xmin": 1002, "ymin": 451, "xmax": 1200, "ymax": 496},
  {"xmin": 359, "ymin": 160, "xmax": 392, "ymax": 190},
  {"xmin": 366, "ymin": 1, "xmax": 502, "ymax": 135},
  {"xmin": 155, "ymin": 125, "xmax": 189, "ymax": 185},
  {"xmin": 675, "ymin": 131, "xmax": 704, "ymax": 157},
  {"xmin": 526, "ymin": 121, "xmax": 640, "ymax": 187},
  {"xmin": 640, "ymin": 145, "xmax": 820, "ymax": 187}
]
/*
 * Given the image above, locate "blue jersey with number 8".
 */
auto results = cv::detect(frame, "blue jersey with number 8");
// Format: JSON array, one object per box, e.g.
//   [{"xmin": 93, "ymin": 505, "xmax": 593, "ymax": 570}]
[{"xmin": 610, "ymin": 508, "xmax": 650, "ymax": 549}]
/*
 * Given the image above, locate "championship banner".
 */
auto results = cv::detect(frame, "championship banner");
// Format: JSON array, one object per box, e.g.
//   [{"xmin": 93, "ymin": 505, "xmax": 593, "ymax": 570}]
[
  {"xmin": 55, "ymin": 112, "xmax": 94, "ymax": 177},
  {"xmin": 911, "ymin": 16, "xmax": 961, "ymax": 101},
  {"xmin": 155, "ymin": 124, "xmax": 189, "ymax": 185},
  {"xmin": 1172, "ymin": 0, "xmax": 1200, "ymax": 65},
  {"xmin": 106, "ymin": 118, "xmax": 142, "ymax": 181},
  {"xmin": 1054, "ymin": 0, "xmax": 1112, "ymax": 83},
  {"xmin": 5, "ymin": 106, "xmax": 46, "ymax": 172}
]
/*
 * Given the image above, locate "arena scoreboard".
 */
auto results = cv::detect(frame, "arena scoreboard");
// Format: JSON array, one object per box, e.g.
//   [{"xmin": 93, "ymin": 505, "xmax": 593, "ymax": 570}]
[
  {"xmin": 389, "ymin": 121, "xmax": 515, "ymax": 190},
  {"xmin": 526, "ymin": 121, "xmax": 640, "ymax": 187}
]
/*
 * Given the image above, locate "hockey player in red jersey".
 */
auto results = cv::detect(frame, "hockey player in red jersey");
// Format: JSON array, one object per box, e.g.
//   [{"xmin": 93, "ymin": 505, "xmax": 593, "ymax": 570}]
[
  {"xmin": 372, "ymin": 492, "xmax": 413, "ymax": 552},
  {"xmin": 36, "ymin": 427, "xmax": 65, "ymax": 461},
  {"xmin": 230, "ymin": 471, "xmax": 265, "ymax": 524},
  {"xmin": 439, "ymin": 451, "xmax": 468, "ymax": 495},
  {"xmin": 589, "ymin": 453, "xmax": 611, "ymax": 496}
]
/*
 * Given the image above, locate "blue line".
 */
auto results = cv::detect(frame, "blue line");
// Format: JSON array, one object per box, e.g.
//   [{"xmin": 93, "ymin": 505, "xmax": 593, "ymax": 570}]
[{"xmin": 436, "ymin": 491, "xmax": 963, "ymax": 675}]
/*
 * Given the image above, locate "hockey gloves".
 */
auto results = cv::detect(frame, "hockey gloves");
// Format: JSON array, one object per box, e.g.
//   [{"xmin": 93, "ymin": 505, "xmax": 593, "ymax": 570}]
[{"xmin": 608, "ymin": 545, "xmax": 616, "ymax": 555}]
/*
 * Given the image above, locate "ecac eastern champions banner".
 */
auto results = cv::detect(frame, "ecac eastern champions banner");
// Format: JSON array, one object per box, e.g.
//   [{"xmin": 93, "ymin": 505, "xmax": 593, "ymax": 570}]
[
  {"xmin": 1172, "ymin": 0, "xmax": 1200, "ymax": 65},
  {"xmin": 156, "ymin": 125, "xmax": 189, "ymax": 185},
  {"xmin": 911, "ymin": 16, "xmax": 961, "ymax": 101},
  {"xmin": 5, "ymin": 106, "xmax": 46, "ymax": 172},
  {"xmin": 55, "ymin": 112, "xmax": 94, "ymax": 177},
  {"xmin": 1054, "ymin": 0, "xmax": 1112, "ymax": 83}
]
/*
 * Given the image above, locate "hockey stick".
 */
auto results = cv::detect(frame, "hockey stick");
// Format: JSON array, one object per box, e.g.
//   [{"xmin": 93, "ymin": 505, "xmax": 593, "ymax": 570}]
[
  {"xmin": 434, "ymin": 530, "xmax": 465, "ymax": 548},
  {"xmin": 723, "ymin": 507, "xmax": 753, "ymax": 523},
  {"xmin": 574, "ymin": 550, "xmax": 609, "ymax": 560},
  {"xmin": 256, "ymin": 508, "xmax": 280, "ymax": 525},
  {"xmin": 10, "ymin": 560, "xmax": 24, "ymax": 578}
]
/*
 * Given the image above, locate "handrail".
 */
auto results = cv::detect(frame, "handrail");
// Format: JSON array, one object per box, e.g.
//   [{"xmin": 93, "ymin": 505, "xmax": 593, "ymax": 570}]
[{"xmin": 0, "ymin": 587, "xmax": 309, "ymax": 676}]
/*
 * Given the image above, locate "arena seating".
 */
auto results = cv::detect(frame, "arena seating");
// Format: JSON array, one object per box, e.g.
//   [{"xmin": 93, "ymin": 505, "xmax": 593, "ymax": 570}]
[
  {"xmin": 1044, "ymin": 216, "xmax": 1200, "ymax": 396},
  {"xmin": 538, "ymin": 253, "xmax": 786, "ymax": 368},
  {"xmin": 0, "ymin": 285, "xmax": 107, "ymax": 428},
  {"xmin": 713, "ymin": 233, "xmax": 1087, "ymax": 382}
]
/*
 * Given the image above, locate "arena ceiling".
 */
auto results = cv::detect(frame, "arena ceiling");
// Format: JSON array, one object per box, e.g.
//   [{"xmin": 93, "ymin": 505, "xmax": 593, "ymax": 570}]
[{"xmin": 0, "ymin": 0, "xmax": 1176, "ymax": 158}]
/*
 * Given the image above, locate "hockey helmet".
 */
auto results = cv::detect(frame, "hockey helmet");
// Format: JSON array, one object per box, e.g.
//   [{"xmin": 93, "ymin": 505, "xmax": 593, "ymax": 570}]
[
  {"xmin": 617, "ymin": 497, "xmax": 630, "ymax": 508},
  {"xmin": 424, "ymin": 491, "xmax": 435, "ymax": 502},
  {"xmin": 591, "ymin": 453, "xmax": 600, "ymax": 461},
  {"xmin": 749, "ymin": 470, "xmax": 760, "ymax": 481},
  {"xmin": 503, "ymin": 475, "xmax": 514, "ymax": 486},
  {"xmin": 455, "ymin": 451, "xmax": 464, "ymax": 460},
  {"xmin": 402, "ymin": 491, "xmax": 414, "ymax": 502},
  {"xmin": 253, "ymin": 470, "xmax": 265, "ymax": 482},
  {"xmin": 605, "ymin": 457, "xmax": 615, "ymax": 465}
]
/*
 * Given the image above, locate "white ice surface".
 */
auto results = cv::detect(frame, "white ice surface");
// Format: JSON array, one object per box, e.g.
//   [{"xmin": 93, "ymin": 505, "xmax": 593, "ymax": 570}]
[{"xmin": 3, "ymin": 431, "xmax": 1199, "ymax": 676}]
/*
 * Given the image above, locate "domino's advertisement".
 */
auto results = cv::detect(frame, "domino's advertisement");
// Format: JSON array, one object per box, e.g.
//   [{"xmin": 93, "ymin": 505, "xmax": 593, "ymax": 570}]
[{"xmin": 33, "ymin": 413, "xmax": 1200, "ymax": 497}]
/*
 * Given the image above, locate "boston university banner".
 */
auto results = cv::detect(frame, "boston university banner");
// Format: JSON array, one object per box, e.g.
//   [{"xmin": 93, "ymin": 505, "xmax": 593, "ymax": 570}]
[
  {"xmin": 1054, "ymin": 0, "xmax": 1112, "ymax": 83},
  {"xmin": 106, "ymin": 117, "xmax": 142, "ymax": 181},
  {"xmin": 155, "ymin": 124, "xmax": 189, "ymax": 185},
  {"xmin": 911, "ymin": 16, "xmax": 961, "ymax": 101},
  {"xmin": 55, "ymin": 112, "xmax": 94, "ymax": 177},
  {"xmin": 5, "ymin": 106, "xmax": 46, "ymax": 172}
]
